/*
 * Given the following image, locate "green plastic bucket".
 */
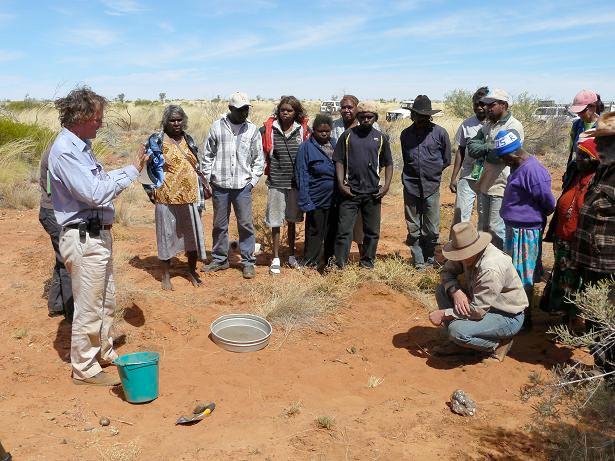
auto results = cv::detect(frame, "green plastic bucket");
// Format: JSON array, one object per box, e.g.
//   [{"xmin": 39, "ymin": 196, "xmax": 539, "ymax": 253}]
[{"xmin": 113, "ymin": 351, "xmax": 160, "ymax": 403}]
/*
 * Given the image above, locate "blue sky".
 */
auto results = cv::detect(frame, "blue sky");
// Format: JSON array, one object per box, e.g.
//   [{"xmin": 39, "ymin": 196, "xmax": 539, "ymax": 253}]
[{"xmin": 1, "ymin": 0, "xmax": 614, "ymax": 102}]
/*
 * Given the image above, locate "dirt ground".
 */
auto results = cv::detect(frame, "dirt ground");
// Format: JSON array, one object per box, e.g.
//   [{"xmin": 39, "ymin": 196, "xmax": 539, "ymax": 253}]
[{"xmin": 0, "ymin": 181, "xmax": 587, "ymax": 460}]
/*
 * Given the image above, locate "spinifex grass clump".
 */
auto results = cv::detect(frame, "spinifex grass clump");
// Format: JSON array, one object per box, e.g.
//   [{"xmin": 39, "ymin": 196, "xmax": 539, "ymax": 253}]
[
  {"xmin": 0, "ymin": 117, "xmax": 54, "ymax": 157},
  {"xmin": 252, "ymin": 268, "xmax": 362, "ymax": 330}
]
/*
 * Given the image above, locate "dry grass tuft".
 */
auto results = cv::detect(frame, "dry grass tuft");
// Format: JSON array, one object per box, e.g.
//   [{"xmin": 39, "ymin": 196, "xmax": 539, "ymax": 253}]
[
  {"xmin": 250, "ymin": 256, "xmax": 437, "ymax": 331},
  {"xmin": 251, "ymin": 268, "xmax": 362, "ymax": 330},
  {"xmin": 13, "ymin": 327, "xmax": 28, "ymax": 340},
  {"xmin": 367, "ymin": 376, "xmax": 385, "ymax": 388},
  {"xmin": 316, "ymin": 415, "xmax": 335, "ymax": 430},
  {"xmin": 285, "ymin": 401, "xmax": 302, "ymax": 417},
  {"xmin": 350, "ymin": 255, "xmax": 440, "ymax": 295},
  {"xmin": 115, "ymin": 184, "xmax": 142, "ymax": 227},
  {"xmin": 0, "ymin": 181, "xmax": 39, "ymax": 209}
]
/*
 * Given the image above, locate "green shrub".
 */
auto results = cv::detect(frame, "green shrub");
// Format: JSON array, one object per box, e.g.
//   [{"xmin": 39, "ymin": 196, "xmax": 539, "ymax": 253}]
[
  {"xmin": 444, "ymin": 89, "xmax": 474, "ymax": 119},
  {"xmin": 3, "ymin": 100, "xmax": 48, "ymax": 111},
  {"xmin": 134, "ymin": 99, "xmax": 156, "ymax": 106}
]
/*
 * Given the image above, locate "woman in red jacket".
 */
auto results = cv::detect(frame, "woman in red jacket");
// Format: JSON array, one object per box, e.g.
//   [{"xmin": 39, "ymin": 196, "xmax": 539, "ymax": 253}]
[{"xmin": 544, "ymin": 137, "xmax": 600, "ymax": 330}]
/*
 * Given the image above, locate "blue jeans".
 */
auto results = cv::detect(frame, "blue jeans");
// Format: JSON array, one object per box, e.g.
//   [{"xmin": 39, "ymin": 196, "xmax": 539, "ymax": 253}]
[
  {"xmin": 452, "ymin": 178, "xmax": 477, "ymax": 227},
  {"xmin": 435, "ymin": 284, "xmax": 524, "ymax": 352},
  {"xmin": 477, "ymin": 193, "xmax": 505, "ymax": 250},
  {"xmin": 404, "ymin": 189, "xmax": 440, "ymax": 266},
  {"xmin": 211, "ymin": 184, "xmax": 256, "ymax": 266}
]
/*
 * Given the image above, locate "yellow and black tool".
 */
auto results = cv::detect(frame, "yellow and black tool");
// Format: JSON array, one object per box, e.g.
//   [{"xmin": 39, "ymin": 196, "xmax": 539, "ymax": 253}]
[{"xmin": 175, "ymin": 402, "xmax": 216, "ymax": 425}]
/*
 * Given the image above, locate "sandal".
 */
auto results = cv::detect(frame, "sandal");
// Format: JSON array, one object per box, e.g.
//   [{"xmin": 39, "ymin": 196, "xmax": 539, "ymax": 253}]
[{"xmin": 269, "ymin": 258, "xmax": 281, "ymax": 275}]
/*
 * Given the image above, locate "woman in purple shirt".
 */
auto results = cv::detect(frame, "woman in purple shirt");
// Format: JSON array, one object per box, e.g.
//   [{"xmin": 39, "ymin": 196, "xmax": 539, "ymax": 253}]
[{"xmin": 495, "ymin": 130, "xmax": 555, "ymax": 327}]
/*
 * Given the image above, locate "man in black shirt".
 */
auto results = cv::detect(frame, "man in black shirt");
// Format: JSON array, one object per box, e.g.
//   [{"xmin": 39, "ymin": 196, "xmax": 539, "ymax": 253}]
[
  {"xmin": 333, "ymin": 101, "xmax": 393, "ymax": 269},
  {"xmin": 400, "ymin": 95, "xmax": 451, "ymax": 269}
]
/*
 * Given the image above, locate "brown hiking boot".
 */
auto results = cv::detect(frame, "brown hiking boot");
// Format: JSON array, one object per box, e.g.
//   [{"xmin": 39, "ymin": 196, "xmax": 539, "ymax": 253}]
[
  {"xmin": 72, "ymin": 370, "xmax": 121, "ymax": 386},
  {"xmin": 490, "ymin": 338, "xmax": 514, "ymax": 362}
]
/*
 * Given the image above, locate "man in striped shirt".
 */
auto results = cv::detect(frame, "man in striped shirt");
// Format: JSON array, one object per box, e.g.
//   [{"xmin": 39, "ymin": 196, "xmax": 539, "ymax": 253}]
[{"xmin": 201, "ymin": 92, "xmax": 265, "ymax": 279}]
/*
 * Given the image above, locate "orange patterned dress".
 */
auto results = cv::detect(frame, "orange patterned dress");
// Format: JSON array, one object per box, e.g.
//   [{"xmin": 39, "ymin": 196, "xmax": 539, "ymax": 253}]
[{"xmin": 154, "ymin": 138, "xmax": 199, "ymax": 205}]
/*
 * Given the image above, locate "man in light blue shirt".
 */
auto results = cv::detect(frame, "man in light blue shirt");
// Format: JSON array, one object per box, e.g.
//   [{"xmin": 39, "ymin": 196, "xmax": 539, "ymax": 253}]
[{"xmin": 48, "ymin": 87, "xmax": 147, "ymax": 386}]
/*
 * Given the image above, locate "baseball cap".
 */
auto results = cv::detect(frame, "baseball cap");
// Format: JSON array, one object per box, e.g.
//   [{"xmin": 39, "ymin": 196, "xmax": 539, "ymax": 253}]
[
  {"xmin": 493, "ymin": 130, "xmax": 522, "ymax": 156},
  {"xmin": 480, "ymin": 88, "xmax": 511, "ymax": 104},
  {"xmin": 229, "ymin": 92, "xmax": 251, "ymax": 108},
  {"xmin": 570, "ymin": 89, "xmax": 598, "ymax": 113}
]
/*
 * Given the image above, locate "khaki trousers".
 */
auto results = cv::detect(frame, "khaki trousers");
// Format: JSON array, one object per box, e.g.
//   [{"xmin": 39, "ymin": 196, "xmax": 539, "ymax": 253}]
[{"xmin": 59, "ymin": 228, "xmax": 117, "ymax": 379}]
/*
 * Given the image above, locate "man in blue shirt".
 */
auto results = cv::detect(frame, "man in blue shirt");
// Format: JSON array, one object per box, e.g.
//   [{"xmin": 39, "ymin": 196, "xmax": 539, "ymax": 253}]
[
  {"xmin": 48, "ymin": 87, "xmax": 147, "ymax": 386},
  {"xmin": 400, "ymin": 95, "xmax": 451, "ymax": 269}
]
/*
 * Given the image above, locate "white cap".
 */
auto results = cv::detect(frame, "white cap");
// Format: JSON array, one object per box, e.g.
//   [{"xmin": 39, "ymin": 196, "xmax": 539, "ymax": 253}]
[
  {"xmin": 480, "ymin": 88, "xmax": 511, "ymax": 104},
  {"xmin": 229, "ymin": 92, "xmax": 251, "ymax": 108}
]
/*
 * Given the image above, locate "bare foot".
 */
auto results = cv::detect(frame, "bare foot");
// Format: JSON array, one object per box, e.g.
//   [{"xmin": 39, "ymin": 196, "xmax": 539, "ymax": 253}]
[
  {"xmin": 188, "ymin": 271, "xmax": 202, "ymax": 287},
  {"xmin": 161, "ymin": 275, "xmax": 174, "ymax": 291}
]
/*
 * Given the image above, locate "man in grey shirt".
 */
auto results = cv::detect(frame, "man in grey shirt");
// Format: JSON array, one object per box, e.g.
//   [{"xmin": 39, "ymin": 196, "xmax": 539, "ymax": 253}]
[
  {"xmin": 39, "ymin": 146, "xmax": 73, "ymax": 320},
  {"xmin": 201, "ymin": 92, "xmax": 265, "ymax": 279},
  {"xmin": 49, "ymin": 86, "xmax": 147, "ymax": 386}
]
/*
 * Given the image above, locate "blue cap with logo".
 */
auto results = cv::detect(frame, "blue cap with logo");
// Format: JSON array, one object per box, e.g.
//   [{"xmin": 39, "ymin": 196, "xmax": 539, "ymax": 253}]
[{"xmin": 493, "ymin": 130, "xmax": 522, "ymax": 156}]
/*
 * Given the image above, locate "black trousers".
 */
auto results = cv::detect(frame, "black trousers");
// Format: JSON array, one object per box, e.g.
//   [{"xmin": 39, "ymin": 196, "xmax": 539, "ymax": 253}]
[
  {"xmin": 39, "ymin": 207, "xmax": 74, "ymax": 320},
  {"xmin": 303, "ymin": 206, "xmax": 337, "ymax": 267},
  {"xmin": 334, "ymin": 194, "xmax": 381, "ymax": 268}
]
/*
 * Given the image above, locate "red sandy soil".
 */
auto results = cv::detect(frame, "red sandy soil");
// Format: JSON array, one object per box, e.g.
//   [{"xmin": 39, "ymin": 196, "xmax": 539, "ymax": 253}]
[{"xmin": 0, "ymin": 184, "xmax": 587, "ymax": 460}]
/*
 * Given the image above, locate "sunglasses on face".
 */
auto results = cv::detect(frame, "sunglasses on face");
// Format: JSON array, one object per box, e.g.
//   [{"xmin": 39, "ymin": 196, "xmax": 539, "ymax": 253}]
[
  {"xmin": 357, "ymin": 114, "xmax": 375, "ymax": 121},
  {"xmin": 579, "ymin": 104, "xmax": 596, "ymax": 114}
]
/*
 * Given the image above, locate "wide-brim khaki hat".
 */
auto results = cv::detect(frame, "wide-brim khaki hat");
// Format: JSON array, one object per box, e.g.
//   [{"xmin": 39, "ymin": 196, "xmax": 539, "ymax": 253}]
[{"xmin": 442, "ymin": 222, "xmax": 492, "ymax": 261}]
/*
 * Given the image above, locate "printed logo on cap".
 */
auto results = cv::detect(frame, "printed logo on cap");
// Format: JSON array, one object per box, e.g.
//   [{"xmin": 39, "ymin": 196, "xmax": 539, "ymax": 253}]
[{"xmin": 495, "ymin": 131, "xmax": 518, "ymax": 149}]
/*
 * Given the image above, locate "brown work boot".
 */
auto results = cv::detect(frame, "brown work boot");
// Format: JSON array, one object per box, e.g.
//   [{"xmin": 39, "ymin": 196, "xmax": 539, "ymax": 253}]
[
  {"xmin": 72, "ymin": 370, "xmax": 121, "ymax": 386},
  {"xmin": 490, "ymin": 338, "xmax": 514, "ymax": 362}
]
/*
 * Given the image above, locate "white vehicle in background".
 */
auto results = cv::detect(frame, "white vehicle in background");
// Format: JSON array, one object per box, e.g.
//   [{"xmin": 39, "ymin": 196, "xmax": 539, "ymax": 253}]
[
  {"xmin": 320, "ymin": 100, "xmax": 341, "ymax": 114},
  {"xmin": 532, "ymin": 106, "xmax": 576, "ymax": 122},
  {"xmin": 386, "ymin": 100, "xmax": 414, "ymax": 121}
]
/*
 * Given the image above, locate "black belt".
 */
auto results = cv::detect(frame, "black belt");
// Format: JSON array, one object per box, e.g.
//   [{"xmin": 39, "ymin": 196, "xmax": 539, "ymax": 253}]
[{"xmin": 64, "ymin": 223, "xmax": 113, "ymax": 230}]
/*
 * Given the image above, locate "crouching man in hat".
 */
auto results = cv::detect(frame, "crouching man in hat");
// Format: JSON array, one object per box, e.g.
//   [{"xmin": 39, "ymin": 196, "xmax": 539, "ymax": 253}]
[{"xmin": 428, "ymin": 222, "xmax": 528, "ymax": 361}]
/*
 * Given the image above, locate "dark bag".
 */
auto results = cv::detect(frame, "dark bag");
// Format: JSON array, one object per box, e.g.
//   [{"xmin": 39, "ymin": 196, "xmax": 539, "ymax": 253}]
[{"xmin": 538, "ymin": 272, "xmax": 553, "ymax": 313}]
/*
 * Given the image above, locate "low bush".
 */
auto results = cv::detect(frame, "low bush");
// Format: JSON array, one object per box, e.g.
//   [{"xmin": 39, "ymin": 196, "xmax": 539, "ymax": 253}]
[
  {"xmin": 444, "ymin": 88, "xmax": 474, "ymax": 119},
  {"xmin": 522, "ymin": 278, "xmax": 615, "ymax": 460}
]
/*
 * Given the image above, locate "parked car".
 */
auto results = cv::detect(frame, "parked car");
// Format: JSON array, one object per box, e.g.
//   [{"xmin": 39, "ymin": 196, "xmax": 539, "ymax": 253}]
[
  {"xmin": 320, "ymin": 100, "xmax": 340, "ymax": 114},
  {"xmin": 532, "ymin": 106, "xmax": 576, "ymax": 122},
  {"xmin": 386, "ymin": 100, "xmax": 413, "ymax": 121}
]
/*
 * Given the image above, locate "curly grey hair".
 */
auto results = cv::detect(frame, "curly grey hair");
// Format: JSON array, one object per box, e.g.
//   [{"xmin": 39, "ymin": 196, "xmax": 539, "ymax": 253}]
[{"xmin": 161, "ymin": 104, "xmax": 188, "ymax": 131}]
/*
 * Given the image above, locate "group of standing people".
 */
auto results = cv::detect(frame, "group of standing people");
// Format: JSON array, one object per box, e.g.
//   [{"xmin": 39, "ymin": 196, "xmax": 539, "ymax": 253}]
[
  {"xmin": 431, "ymin": 88, "xmax": 615, "ymax": 361},
  {"xmin": 39, "ymin": 85, "xmax": 614, "ymax": 386},
  {"xmin": 200, "ymin": 93, "xmax": 395, "ymax": 276}
]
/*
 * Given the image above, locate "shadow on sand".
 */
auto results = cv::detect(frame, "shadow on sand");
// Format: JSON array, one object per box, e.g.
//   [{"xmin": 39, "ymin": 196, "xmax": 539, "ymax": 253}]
[{"xmin": 392, "ymin": 311, "xmax": 574, "ymax": 370}]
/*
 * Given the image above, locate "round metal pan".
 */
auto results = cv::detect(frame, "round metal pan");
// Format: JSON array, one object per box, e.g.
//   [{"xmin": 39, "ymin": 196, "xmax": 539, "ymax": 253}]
[{"xmin": 210, "ymin": 314, "xmax": 272, "ymax": 353}]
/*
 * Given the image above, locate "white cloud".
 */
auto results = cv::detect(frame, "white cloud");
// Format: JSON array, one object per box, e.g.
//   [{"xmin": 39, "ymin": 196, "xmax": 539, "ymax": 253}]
[
  {"xmin": 159, "ymin": 21, "xmax": 174, "ymax": 33},
  {"xmin": 69, "ymin": 27, "xmax": 119, "ymax": 47},
  {"xmin": 383, "ymin": 8, "xmax": 615, "ymax": 39},
  {"xmin": 100, "ymin": 0, "xmax": 144, "ymax": 15},
  {"xmin": 192, "ymin": 0, "xmax": 276, "ymax": 17},
  {"xmin": 0, "ymin": 50, "xmax": 22, "ymax": 62}
]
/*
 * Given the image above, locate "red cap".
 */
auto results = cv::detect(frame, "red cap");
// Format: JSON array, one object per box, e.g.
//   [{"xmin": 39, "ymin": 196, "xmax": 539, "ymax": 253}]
[{"xmin": 570, "ymin": 89, "xmax": 598, "ymax": 113}]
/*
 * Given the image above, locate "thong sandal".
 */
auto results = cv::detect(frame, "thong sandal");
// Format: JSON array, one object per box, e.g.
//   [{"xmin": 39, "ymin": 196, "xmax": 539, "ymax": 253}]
[{"xmin": 269, "ymin": 260, "xmax": 281, "ymax": 275}]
